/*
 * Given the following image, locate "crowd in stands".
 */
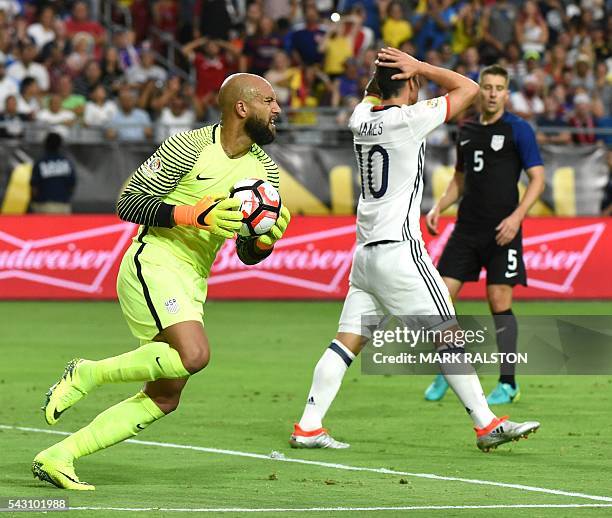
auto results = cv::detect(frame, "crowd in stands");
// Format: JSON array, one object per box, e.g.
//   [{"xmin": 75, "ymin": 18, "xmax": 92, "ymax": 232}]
[{"xmin": 0, "ymin": 0, "xmax": 610, "ymax": 145}]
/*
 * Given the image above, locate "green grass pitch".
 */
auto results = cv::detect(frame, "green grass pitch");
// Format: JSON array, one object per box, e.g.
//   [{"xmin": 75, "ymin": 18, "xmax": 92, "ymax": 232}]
[{"xmin": 1, "ymin": 300, "xmax": 611, "ymax": 517}]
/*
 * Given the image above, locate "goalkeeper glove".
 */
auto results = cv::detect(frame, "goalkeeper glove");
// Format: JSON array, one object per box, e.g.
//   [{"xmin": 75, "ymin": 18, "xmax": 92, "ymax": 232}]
[
  {"xmin": 256, "ymin": 205, "xmax": 291, "ymax": 250},
  {"xmin": 173, "ymin": 194, "xmax": 243, "ymax": 239}
]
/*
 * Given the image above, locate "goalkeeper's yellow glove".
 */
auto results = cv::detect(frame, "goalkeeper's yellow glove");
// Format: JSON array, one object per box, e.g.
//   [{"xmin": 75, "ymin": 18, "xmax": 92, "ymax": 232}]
[
  {"xmin": 256, "ymin": 205, "xmax": 291, "ymax": 250},
  {"xmin": 173, "ymin": 194, "xmax": 243, "ymax": 239}
]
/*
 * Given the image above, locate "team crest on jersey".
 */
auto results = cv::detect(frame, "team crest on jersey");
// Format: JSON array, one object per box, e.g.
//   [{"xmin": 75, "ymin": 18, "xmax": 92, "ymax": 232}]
[
  {"xmin": 490, "ymin": 135, "xmax": 505, "ymax": 151},
  {"xmin": 426, "ymin": 98, "xmax": 439, "ymax": 108},
  {"xmin": 164, "ymin": 298, "xmax": 180, "ymax": 314},
  {"xmin": 144, "ymin": 157, "xmax": 163, "ymax": 178}
]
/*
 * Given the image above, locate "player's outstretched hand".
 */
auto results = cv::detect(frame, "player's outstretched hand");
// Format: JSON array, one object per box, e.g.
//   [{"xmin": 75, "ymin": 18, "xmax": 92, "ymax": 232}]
[
  {"xmin": 257, "ymin": 205, "xmax": 291, "ymax": 249},
  {"xmin": 174, "ymin": 193, "xmax": 243, "ymax": 239},
  {"xmin": 495, "ymin": 212, "xmax": 521, "ymax": 246},
  {"xmin": 376, "ymin": 47, "xmax": 422, "ymax": 81},
  {"xmin": 425, "ymin": 206, "xmax": 440, "ymax": 235}
]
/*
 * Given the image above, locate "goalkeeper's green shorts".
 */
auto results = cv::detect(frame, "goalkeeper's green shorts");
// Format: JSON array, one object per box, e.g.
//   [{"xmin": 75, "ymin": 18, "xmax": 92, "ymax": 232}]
[{"xmin": 117, "ymin": 241, "xmax": 208, "ymax": 343}]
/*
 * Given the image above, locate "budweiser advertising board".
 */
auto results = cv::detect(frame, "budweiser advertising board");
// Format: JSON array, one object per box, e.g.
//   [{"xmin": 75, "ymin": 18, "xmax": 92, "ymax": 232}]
[{"xmin": 0, "ymin": 215, "xmax": 610, "ymax": 300}]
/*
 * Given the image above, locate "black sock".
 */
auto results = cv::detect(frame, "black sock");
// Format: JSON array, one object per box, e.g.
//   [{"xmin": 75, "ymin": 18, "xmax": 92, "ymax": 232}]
[{"xmin": 492, "ymin": 308, "xmax": 517, "ymax": 389}]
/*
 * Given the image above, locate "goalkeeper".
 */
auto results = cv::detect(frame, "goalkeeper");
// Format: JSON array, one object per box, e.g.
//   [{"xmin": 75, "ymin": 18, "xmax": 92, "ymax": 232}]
[{"xmin": 32, "ymin": 73, "xmax": 291, "ymax": 490}]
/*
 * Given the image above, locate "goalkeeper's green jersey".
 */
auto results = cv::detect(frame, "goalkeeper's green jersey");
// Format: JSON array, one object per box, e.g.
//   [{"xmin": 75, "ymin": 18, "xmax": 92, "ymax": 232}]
[{"xmin": 117, "ymin": 124, "xmax": 280, "ymax": 277}]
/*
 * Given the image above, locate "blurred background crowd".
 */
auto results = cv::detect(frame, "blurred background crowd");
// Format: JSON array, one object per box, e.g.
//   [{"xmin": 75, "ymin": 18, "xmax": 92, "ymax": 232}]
[{"xmin": 0, "ymin": 0, "xmax": 610, "ymax": 145}]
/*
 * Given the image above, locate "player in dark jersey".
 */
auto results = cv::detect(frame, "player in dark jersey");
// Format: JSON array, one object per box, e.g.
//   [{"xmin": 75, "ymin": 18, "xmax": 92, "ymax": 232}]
[{"xmin": 424, "ymin": 65, "xmax": 545, "ymax": 405}]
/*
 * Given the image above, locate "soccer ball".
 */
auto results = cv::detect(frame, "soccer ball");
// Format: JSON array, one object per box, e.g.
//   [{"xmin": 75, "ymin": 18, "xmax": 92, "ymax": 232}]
[{"xmin": 230, "ymin": 178, "xmax": 281, "ymax": 237}]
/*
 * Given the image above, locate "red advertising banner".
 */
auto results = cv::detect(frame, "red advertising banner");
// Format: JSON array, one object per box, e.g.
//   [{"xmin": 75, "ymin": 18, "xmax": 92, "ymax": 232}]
[{"xmin": 0, "ymin": 215, "xmax": 611, "ymax": 300}]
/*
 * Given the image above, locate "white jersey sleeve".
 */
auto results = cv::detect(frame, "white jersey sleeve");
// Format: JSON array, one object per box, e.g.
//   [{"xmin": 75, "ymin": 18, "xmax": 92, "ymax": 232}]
[{"xmin": 400, "ymin": 95, "xmax": 449, "ymax": 141}]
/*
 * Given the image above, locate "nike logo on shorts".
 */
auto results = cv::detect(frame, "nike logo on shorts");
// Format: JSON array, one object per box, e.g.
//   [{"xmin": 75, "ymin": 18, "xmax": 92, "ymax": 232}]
[
  {"xmin": 505, "ymin": 272, "xmax": 518, "ymax": 278},
  {"xmin": 460, "ymin": 139, "xmax": 470, "ymax": 146}
]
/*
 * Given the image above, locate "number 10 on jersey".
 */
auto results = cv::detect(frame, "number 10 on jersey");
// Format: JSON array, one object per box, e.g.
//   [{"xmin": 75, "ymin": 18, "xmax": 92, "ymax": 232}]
[{"xmin": 355, "ymin": 144, "xmax": 389, "ymax": 199}]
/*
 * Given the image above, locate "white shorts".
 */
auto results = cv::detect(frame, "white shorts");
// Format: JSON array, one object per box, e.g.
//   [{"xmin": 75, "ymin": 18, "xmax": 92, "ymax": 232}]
[{"xmin": 338, "ymin": 241, "xmax": 455, "ymax": 336}]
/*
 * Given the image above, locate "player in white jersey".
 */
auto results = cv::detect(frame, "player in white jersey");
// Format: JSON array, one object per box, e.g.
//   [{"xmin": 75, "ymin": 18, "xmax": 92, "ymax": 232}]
[{"xmin": 289, "ymin": 48, "xmax": 540, "ymax": 452}]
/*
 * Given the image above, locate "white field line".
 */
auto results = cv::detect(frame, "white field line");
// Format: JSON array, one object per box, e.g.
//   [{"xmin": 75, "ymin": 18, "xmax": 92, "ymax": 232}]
[
  {"xmin": 3, "ymin": 424, "xmax": 612, "ymax": 504},
  {"xmin": 68, "ymin": 504, "xmax": 612, "ymax": 513}
]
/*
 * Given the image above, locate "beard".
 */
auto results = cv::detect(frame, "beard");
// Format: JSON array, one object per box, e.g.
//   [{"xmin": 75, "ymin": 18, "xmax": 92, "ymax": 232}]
[{"xmin": 244, "ymin": 115, "xmax": 275, "ymax": 145}]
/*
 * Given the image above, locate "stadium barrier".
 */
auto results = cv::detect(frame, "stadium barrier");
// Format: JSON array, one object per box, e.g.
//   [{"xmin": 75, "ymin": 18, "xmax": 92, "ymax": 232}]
[
  {"xmin": 0, "ymin": 140, "xmax": 608, "ymax": 216},
  {"xmin": 0, "ymin": 215, "xmax": 610, "ymax": 300}
]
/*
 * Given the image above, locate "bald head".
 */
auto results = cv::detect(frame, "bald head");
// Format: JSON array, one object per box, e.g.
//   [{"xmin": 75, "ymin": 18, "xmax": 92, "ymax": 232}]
[
  {"xmin": 217, "ymin": 73, "xmax": 281, "ymax": 146},
  {"xmin": 218, "ymin": 73, "xmax": 273, "ymax": 117}
]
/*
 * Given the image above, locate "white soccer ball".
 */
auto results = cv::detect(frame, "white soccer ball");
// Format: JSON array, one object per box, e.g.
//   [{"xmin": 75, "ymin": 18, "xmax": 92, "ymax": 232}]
[{"xmin": 230, "ymin": 178, "xmax": 281, "ymax": 237}]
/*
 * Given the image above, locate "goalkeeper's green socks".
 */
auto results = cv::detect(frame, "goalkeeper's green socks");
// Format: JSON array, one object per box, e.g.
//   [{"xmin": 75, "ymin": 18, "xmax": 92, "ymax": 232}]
[
  {"xmin": 48, "ymin": 391, "xmax": 165, "ymax": 461},
  {"xmin": 75, "ymin": 342, "xmax": 189, "ymax": 393}
]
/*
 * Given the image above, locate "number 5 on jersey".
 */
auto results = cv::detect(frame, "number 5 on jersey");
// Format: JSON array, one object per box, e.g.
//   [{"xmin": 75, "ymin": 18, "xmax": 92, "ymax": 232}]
[
  {"xmin": 356, "ymin": 144, "xmax": 389, "ymax": 199},
  {"xmin": 473, "ymin": 150, "xmax": 484, "ymax": 173}
]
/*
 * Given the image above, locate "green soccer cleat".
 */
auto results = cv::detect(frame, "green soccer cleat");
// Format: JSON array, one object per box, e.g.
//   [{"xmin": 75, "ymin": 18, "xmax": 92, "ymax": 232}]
[
  {"xmin": 32, "ymin": 450, "xmax": 94, "ymax": 491},
  {"xmin": 486, "ymin": 382, "xmax": 520, "ymax": 405},
  {"xmin": 424, "ymin": 374, "xmax": 449, "ymax": 401},
  {"xmin": 43, "ymin": 359, "xmax": 88, "ymax": 425}
]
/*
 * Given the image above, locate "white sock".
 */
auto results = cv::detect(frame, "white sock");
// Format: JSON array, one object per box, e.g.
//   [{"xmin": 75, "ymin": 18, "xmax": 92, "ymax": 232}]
[
  {"xmin": 298, "ymin": 340, "xmax": 355, "ymax": 431},
  {"xmin": 438, "ymin": 345, "xmax": 496, "ymax": 429}
]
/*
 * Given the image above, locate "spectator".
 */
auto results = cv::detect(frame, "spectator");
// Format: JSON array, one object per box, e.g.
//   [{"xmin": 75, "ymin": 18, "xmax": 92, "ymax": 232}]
[
  {"xmin": 481, "ymin": 0, "xmax": 518, "ymax": 63},
  {"xmin": 0, "ymin": 94, "xmax": 27, "ymax": 138},
  {"xmin": 27, "ymin": 5, "xmax": 56, "ymax": 51},
  {"xmin": 37, "ymin": 93, "xmax": 76, "ymax": 139},
  {"xmin": 16, "ymin": 76, "xmax": 40, "ymax": 118},
  {"xmin": 244, "ymin": 2, "xmax": 264, "ymax": 37},
  {"xmin": 0, "ymin": 56, "xmax": 18, "ymax": 108},
  {"xmin": 346, "ymin": 4, "xmax": 374, "ymax": 58},
  {"xmin": 197, "ymin": 0, "xmax": 234, "ymax": 41},
  {"xmin": 331, "ymin": 57, "xmax": 360, "ymax": 107},
  {"xmin": 66, "ymin": 32, "xmax": 95, "ymax": 76},
  {"xmin": 593, "ymin": 97, "xmax": 612, "ymax": 147},
  {"xmin": 106, "ymin": 87, "xmax": 152, "ymax": 141},
  {"xmin": 264, "ymin": 50, "xmax": 296, "ymax": 106},
  {"xmin": 540, "ymin": 0, "xmax": 567, "ymax": 45},
  {"xmin": 461, "ymin": 46, "xmax": 481, "ymax": 83},
  {"xmin": 337, "ymin": 0, "xmax": 380, "ymax": 38},
  {"xmin": 536, "ymin": 95, "xmax": 571, "ymax": 145},
  {"xmin": 126, "ymin": 48, "xmax": 167, "ymax": 87},
  {"xmin": 379, "ymin": 0, "xmax": 412, "ymax": 49},
  {"xmin": 73, "ymin": 60, "xmax": 103, "ymax": 97},
  {"xmin": 451, "ymin": 2, "xmax": 482, "ymax": 55},
  {"xmin": 510, "ymin": 74, "xmax": 544, "ymax": 123},
  {"xmin": 83, "ymin": 83, "xmax": 117, "ymax": 127},
  {"xmin": 152, "ymin": 0, "xmax": 178, "ymax": 51},
  {"xmin": 515, "ymin": 1, "xmax": 548, "ymax": 55},
  {"xmin": 57, "ymin": 74, "xmax": 86, "ymax": 116},
  {"xmin": 100, "ymin": 46, "xmax": 125, "ymax": 95},
  {"xmin": 181, "ymin": 36, "xmax": 238, "ymax": 114},
  {"xmin": 571, "ymin": 54, "xmax": 596, "ymax": 93},
  {"xmin": 569, "ymin": 92, "xmax": 597, "ymax": 144},
  {"xmin": 7, "ymin": 40, "xmax": 50, "ymax": 92},
  {"xmin": 113, "ymin": 30, "xmax": 140, "ymax": 71},
  {"xmin": 318, "ymin": 16, "xmax": 358, "ymax": 79},
  {"xmin": 412, "ymin": 1, "xmax": 461, "ymax": 59},
  {"xmin": 64, "ymin": 1, "xmax": 106, "ymax": 53},
  {"xmin": 288, "ymin": 5, "xmax": 326, "ymax": 66},
  {"xmin": 240, "ymin": 17, "xmax": 283, "ymax": 76},
  {"xmin": 29, "ymin": 132, "xmax": 76, "ymax": 214},
  {"xmin": 156, "ymin": 95, "xmax": 196, "ymax": 142}
]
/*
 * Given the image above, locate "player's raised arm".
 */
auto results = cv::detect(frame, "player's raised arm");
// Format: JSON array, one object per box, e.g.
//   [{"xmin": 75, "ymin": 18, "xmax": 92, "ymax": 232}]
[{"xmin": 377, "ymin": 47, "xmax": 479, "ymax": 120}]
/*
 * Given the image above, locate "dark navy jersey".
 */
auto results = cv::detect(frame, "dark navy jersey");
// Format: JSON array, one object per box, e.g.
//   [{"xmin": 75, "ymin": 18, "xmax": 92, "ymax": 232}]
[
  {"xmin": 455, "ymin": 111, "xmax": 543, "ymax": 230},
  {"xmin": 30, "ymin": 153, "xmax": 76, "ymax": 203}
]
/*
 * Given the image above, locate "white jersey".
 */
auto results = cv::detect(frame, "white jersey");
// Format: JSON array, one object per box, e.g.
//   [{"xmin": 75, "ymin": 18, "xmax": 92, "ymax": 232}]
[{"xmin": 348, "ymin": 95, "xmax": 449, "ymax": 245}]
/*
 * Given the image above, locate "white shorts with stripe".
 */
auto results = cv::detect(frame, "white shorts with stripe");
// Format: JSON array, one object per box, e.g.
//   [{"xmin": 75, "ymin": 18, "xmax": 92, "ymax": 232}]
[{"xmin": 338, "ymin": 240, "xmax": 455, "ymax": 336}]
